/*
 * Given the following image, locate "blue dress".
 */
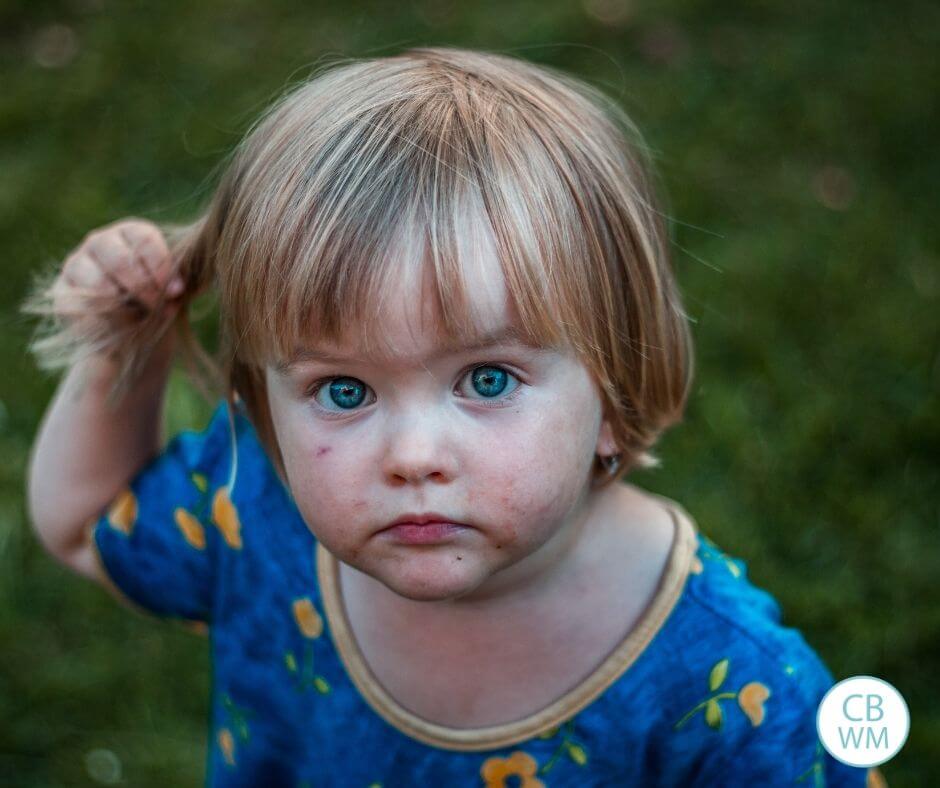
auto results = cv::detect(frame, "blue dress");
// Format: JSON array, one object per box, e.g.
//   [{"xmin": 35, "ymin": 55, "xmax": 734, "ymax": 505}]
[{"xmin": 91, "ymin": 400, "xmax": 878, "ymax": 787}]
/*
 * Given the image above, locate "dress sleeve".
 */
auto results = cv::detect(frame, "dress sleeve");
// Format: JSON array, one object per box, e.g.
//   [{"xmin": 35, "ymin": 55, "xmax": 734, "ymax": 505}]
[
  {"xmin": 90, "ymin": 400, "xmax": 235, "ymax": 623},
  {"xmin": 688, "ymin": 651, "xmax": 873, "ymax": 787}
]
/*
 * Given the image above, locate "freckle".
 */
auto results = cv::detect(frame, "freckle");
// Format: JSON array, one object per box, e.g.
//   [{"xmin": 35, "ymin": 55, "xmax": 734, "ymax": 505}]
[
  {"xmin": 495, "ymin": 544, "xmax": 502, "ymax": 549},
  {"xmin": 316, "ymin": 446, "xmax": 331, "ymax": 457},
  {"xmin": 456, "ymin": 555, "xmax": 462, "ymax": 561}
]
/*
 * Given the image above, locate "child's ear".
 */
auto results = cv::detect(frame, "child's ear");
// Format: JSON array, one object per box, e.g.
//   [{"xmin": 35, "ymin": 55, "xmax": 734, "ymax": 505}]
[{"xmin": 595, "ymin": 415, "xmax": 618, "ymax": 459}]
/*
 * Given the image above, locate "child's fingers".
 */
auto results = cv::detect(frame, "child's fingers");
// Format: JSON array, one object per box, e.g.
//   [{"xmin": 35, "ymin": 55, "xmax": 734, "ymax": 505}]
[
  {"xmin": 52, "ymin": 220, "xmax": 183, "ymax": 330},
  {"xmin": 87, "ymin": 225, "xmax": 173, "ymax": 309},
  {"xmin": 116, "ymin": 221, "xmax": 181, "ymax": 302},
  {"xmin": 117, "ymin": 225, "xmax": 164, "ymax": 300},
  {"xmin": 81, "ymin": 231, "xmax": 140, "ymax": 300},
  {"xmin": 49, "ymin": 250, "xmax": 118, "ymax": 319},
  {"xmin": 62, "ymin": 246, "xmax": 121, "ymax": 295}
]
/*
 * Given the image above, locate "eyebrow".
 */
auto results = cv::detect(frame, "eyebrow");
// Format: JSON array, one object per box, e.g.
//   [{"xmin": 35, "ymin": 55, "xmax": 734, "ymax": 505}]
[{"xmin": 275, "ymin": 326, "xmax": 540, "ymax": 375}]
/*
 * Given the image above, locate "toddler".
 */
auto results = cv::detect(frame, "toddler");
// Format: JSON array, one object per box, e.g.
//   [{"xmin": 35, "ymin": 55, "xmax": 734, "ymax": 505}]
[{"xmin": 24, "ymin": 47, "xmax": 880, "ymax": 786}]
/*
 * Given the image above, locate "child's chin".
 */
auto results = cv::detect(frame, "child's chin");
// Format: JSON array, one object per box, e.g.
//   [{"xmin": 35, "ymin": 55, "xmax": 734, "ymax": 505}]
[{"xmin": 376, "ymin": 558, "xmax": 488, "ymax": 603}]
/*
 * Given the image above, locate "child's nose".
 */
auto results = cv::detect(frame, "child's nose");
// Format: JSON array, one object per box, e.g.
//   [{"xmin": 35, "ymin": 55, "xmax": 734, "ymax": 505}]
[{"xmin": 381, "ymin": 411, "xmax": 458, "ymax": 484}]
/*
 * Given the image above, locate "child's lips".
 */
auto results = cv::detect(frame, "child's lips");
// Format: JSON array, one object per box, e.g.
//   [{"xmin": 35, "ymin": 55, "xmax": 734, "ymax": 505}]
[{"xmin": 379, "ymin": 521, "xmax": 469, "ymax": 544}]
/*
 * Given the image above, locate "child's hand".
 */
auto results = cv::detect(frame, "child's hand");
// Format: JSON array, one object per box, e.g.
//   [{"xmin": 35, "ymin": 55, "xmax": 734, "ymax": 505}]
[{"xmin": 50, "ymin": 218, "xmax": 185, "ymax": 331}]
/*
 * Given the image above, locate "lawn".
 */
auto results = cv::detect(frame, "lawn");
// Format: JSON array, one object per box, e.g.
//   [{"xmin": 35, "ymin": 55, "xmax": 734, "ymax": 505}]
[{"xmin": 1, "ymin": 1, "xmax": 936, "ymax": 785}]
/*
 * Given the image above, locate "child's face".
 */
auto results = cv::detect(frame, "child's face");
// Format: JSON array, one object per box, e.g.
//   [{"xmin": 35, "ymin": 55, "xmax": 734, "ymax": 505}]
[{"xmin": 264, "ymin": 254, "xmax": 618, "ymax": 604}]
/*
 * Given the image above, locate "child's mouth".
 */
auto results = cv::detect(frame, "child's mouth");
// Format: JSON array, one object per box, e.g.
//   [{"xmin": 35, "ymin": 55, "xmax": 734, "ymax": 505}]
[{"xmin": 380, "ymin": 522, "xmax": 469, "ymax": 544}]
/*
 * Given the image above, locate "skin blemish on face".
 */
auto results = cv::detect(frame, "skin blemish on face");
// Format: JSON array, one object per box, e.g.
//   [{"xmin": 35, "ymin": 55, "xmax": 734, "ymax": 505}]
[
  {"xmin": 499, "ymin": 526, "xmax": 520, "ymax": 547},
  {"xmin": 315, "ymin": 446, "xmax": 331, "ymax": 458}
]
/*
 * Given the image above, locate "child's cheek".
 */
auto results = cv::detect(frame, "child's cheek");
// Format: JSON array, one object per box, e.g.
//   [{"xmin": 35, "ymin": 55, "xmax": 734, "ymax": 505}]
[
  {"xmin": 285, "ymin": 443, "xmax": 356, "ymax": 536},
  {"xmin": 482, "ymin": 458, "xmax": 562, "ymax": 544},
  {"xmin": 493, "ymin": 412, "xmax": 595, "ymax": 524}
]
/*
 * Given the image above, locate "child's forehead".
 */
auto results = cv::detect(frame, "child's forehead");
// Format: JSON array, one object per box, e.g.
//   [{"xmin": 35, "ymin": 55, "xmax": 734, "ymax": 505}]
[
  {"xmin": 286, "ymin": 322, "xmax": 536, "ymax": 371},
  {"xmin": 294, "ymin": 267, "xmax": 516, "ymax": 364},
  {"xmin": 277, "ymin": 238, "xmax": 532, "ymax": 368}
]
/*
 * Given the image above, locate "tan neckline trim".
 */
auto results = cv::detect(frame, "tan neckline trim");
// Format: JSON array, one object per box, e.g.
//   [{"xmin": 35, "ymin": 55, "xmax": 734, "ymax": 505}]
[{"xmin": 316, "ymin": 496, "xmax": 699, "ymax": 751}]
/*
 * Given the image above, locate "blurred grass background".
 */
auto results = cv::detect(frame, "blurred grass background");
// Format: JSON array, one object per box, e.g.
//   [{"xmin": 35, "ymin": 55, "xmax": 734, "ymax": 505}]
[{"xmin": 1, "ymin": 0, "xmax": 937, "ymax": 785}]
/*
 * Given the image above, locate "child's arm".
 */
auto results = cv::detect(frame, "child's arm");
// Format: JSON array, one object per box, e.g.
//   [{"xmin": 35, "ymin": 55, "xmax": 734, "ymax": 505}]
[
  {"xmin": 27, "ymin": 337, "xmax": 174, "ymax": 579},
  {"xmin": 25, "ymin": 220, "xmax": 183, "ymax": 581}
]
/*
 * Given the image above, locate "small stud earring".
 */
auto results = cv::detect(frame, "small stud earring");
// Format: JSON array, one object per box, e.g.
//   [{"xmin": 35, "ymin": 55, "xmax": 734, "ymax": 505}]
[{"xmin": 602, "ymin": 453, "xmax": 622, "ymax": 474}]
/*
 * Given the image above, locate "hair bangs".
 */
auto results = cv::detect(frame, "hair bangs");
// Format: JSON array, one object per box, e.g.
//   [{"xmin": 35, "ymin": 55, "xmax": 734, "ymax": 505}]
[{"xmin": 223, "ymin": 81, "xmax": 582, "ymax": 370}]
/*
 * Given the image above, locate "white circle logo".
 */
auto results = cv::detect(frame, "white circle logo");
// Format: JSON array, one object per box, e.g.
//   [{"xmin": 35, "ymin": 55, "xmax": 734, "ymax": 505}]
[{"xmin": 816, "ymin": 676, "xmax": 909, "ymax": 767}]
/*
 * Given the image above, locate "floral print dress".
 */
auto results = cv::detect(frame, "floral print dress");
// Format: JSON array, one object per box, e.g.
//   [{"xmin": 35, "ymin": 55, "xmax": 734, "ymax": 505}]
[{"xmin": 91, "ymin": 401, "xmax": 882, "ymax": 787}]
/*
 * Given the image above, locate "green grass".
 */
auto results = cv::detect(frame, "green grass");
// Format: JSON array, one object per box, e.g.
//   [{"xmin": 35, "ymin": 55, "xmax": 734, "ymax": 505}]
[{"xmin": 2, "ymin": 1, "xmax": 936, "ymax": 784}]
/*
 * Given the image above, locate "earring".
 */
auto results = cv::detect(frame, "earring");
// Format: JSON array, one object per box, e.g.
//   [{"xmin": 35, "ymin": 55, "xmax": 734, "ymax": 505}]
[{"xmin": 602, "ymin": 453, "xmax": 622, "ymax": 474}]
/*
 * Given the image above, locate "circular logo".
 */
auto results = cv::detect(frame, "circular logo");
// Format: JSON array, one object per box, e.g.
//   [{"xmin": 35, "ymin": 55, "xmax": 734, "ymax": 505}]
[{"xmin": 816, "ymin": 676, "xmax": 909, "ymax": 767}]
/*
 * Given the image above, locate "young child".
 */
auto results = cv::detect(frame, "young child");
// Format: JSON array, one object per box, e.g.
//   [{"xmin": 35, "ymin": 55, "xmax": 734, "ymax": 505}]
[{"xmin": 24, "ymin": 47, "xmax": 881, "ymax": 787}]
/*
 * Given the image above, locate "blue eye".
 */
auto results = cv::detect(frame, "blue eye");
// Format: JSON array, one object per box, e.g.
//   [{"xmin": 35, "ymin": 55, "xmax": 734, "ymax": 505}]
[
  {"xmin": 469, "ymin": 366, "xmax": 508, "ymax": 397},
  {"xmin": 309, "ymin": 364, "xmax": 522, "ymax": 415},
  {"xmin": 321, "ymin": 377, "xmax": 368, "ymax": 410},
  {"xmin": 461, "ymin": 364, "xmax": 523, "ymax": 408}
]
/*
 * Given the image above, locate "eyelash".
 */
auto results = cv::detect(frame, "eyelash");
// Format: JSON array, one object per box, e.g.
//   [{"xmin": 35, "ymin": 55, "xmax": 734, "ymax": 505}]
[{"xmin": 304, "ymin": 363, "xmax": 525, "ymax": 416}]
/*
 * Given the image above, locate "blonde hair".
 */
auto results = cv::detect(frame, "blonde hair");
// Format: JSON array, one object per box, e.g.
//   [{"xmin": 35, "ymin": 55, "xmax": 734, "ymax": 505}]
[{"xmin": 23, "ymin": 46, "xmax": 694, "ymax": 489}]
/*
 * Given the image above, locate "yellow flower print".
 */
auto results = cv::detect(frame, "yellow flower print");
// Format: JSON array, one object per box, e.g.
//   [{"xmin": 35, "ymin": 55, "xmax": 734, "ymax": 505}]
[
  {"xmin": 285, "ymin": 599, "xmax": 331, "ymax": 694},
  {"xmin": 217, "ymin": 727, "xmax": 236, "ymax": 766},
  {"xmin": 674, "ymin": 658, "xmax": 772, "ymax": 732},
  {"xmin": 698, "ymin": 537, "xmax": 742, "ymax": 578},
  {"xmin": 217, "ymin": 694, "xmax": 253, "ymax": 767},
  {"xmin": 567, "ymin": 744, "xmax": 587, "ymax": 766},
  {"xmin": 480, "ymin": 751, "xmax": 545, "ymax": 788},
  {"xmin": 292, "ymin": 598, "xmax": 323, "ymax": 639},
  {"xmin": 532, "ymin": 718, "xmax": 589, "ymax": 774},
  {"xmin": 181, "ymin": 474, "xmax": 241, "ymax": 550},
  {"xmin": 710, "ymin": 658, "xmax": 729, "ymax": 688},
  {"xmin": 797, "ymin": 739, "xmax": 827, "ymax": 786},
  {"xmin": 106, "ymin": 488, "xmax": 137, "ymax": 534},
  {"xmin": 738, "ymin": 681, "xmax": 771, "ymax": 726},
  {"xmin": 211, "ymin": 485, "xmax": 242, "ymax": 549},
  {"xmin": 174, "ymin": 507, "xmax": 206, "ymax": 549}
]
